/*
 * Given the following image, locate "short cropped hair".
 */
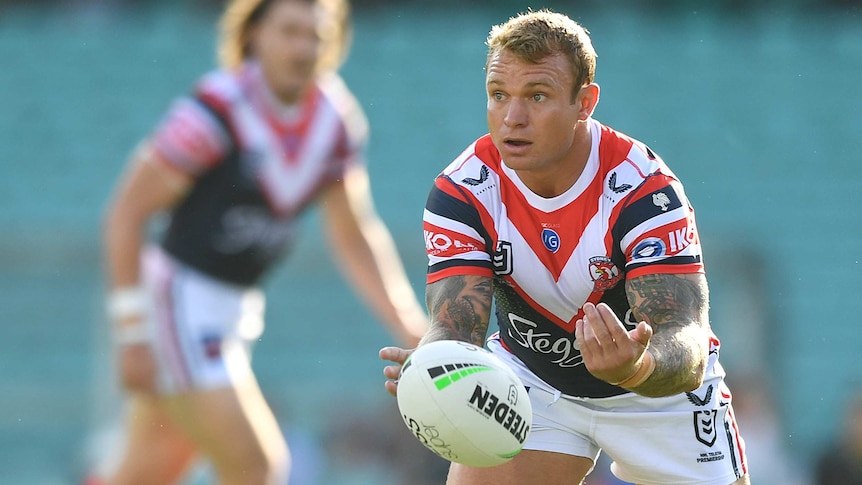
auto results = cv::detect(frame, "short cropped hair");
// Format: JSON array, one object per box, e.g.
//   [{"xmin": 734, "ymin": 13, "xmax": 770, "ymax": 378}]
[
  {"xmin": 218, "ymin": 0, "xmax": 351, "ymax": 72},
  {"xmin": 486, "ymin": 9, "xmax": 597, "ymax": 100}
]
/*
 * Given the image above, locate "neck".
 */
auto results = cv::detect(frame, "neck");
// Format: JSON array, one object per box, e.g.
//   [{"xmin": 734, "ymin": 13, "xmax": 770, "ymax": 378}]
[{"xmin": 522, "ymin": 121, "xmax": 593, "ymax": 198}]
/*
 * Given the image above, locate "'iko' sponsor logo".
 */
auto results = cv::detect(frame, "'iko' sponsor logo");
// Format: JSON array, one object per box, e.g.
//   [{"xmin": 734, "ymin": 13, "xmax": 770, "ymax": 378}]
[
  {"xmin": 425, "ymin": 231, "xmax": 477, "ymax": 255},
  {"xmin": 668, "ymin": 227, "xmax": 695, "ymax": 253},
  {"xmin": 467, "ymin": 383, "xmax": 529, "ymax": 444}
]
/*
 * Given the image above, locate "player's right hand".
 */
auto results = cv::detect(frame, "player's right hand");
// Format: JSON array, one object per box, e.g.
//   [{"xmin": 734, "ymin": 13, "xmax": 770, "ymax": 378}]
[
  {"xmin": 118, "ymin": 344, "xmax": 158, "ymax": 395},
  {"xmin": 379, "ymin": 346, "xmax": 415, "ymax": 396}
]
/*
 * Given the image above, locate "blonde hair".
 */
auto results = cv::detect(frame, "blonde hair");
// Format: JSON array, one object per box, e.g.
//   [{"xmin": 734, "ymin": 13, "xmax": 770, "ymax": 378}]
[
  {"xmin": 486, "ymin": 9, "xmax": 597, "ymax": 100},
  {"xmin": 218, "ymin": 0, "xmax": 351, "ymax": 72}
]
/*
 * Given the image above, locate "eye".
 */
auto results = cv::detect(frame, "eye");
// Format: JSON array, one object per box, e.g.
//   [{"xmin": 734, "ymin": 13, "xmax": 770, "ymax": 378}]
[
  {"xmin": 491, "ymin": 92, "xmax": 505, "ymax": 101},
  {"xmin": 532, "ymin": 93, "xmax": 546, "ymax": 102}
]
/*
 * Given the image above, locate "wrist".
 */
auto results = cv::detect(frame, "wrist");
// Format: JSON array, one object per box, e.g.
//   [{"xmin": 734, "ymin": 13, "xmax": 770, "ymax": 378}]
[
  {"xmin": 106, "ymin": 286, "xmax": 147, "ymax": 322},
  {"xmin": 107, "ymin": 286, "xmax": 151, "ymax": 345},
  {"xmin": 610, "ymin": 350, "xmax": 656, "ymax": 388},
  {"xmin": 113, "ymin": 323, "xmax": 150, "ymax": 346}
]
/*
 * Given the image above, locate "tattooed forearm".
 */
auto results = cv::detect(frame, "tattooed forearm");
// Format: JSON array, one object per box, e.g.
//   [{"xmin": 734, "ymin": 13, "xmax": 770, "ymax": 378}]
[
  {"xmin": 422, "ymin": 275, "xmax": 493, "ymax": 347},
  {"xmin": 625, "ymin": 273, "xmax": 710, "ymax": 397}
]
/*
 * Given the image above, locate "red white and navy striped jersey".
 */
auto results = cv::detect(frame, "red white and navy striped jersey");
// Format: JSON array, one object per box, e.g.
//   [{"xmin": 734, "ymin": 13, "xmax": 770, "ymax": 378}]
[
  {"xmin": 151, "ymin": 62, "xmax": 367, "ymax": 286},
  {"xmin": 424, "ymin": 118, "xmax": 706, "ymax": 397}
]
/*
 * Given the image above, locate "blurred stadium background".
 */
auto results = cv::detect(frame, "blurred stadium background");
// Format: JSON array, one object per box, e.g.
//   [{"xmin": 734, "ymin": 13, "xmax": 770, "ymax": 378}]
[{"xmin": 1, "ymin": 0, "xmax": 860, "ymax": 483}]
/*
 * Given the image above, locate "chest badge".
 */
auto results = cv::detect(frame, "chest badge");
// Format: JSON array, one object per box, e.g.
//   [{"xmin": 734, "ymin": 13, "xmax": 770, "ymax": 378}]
[
  {"xmin": 541, "ymin": 228, "xmax": 560, "ymax": 253},
  {"xmin": 588, "ymin": 256, "xmax": 622, "ymax": 291}
]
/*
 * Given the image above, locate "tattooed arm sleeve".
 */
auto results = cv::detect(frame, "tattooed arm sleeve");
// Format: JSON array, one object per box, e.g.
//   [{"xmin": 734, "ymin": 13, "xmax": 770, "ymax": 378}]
[
  {"xmin": 625, "ymin": 272, "xmax": 711, "ymax": 397},
  {"xmin": 421, "ymin": 275, "xmax": 494, "ymax": 348}
]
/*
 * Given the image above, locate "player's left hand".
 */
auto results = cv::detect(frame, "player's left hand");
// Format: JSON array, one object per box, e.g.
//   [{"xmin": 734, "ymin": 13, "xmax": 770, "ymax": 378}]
[
  {"xmin": 379, "ymin": 346, "xmax": 415, "ymax": 396},
  {"xmin": 575, "ymin": 302, "xmax": 653, "ymax": 385}
]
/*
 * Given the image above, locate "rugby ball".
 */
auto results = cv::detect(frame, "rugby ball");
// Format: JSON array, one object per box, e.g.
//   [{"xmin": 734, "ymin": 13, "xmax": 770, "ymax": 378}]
[{"xmin": 396, "ymin": 340, "xmax": 532, "ymax": 467}]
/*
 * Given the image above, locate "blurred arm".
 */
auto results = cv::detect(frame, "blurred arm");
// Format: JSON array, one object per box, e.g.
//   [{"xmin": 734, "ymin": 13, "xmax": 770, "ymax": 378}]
[
  {"xmin": 320, "ymin": 164, "xmax": 428, "ymax": 347},
  {"xmin": 102, "ymin": 142, "xmax": 192, "ymax": 290}
]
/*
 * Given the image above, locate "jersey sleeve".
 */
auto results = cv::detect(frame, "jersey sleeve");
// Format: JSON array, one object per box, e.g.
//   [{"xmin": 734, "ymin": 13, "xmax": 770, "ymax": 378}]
[
  {"xmin": 149, "ymin": 97, "xmax": 232, "ymax": 176},
  {"xmin": 424, "ymin": 176, "xmax": 495, "ymax": 283},
  {"xmin": 614, "ymin": 172, "xmax": 704, "ymax": 279},
  {"xmin": 320, "ymin": 74, "xmax": 369, "ymax": 178}
]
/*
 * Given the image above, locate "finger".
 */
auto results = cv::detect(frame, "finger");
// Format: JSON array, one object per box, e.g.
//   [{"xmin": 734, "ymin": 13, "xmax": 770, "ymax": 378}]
[
  {"xmin": 574, "ymin": 318, "xmax": 584, "ymax": 351},
  {"xmin": 630, "ymin": 321, "xmax": 653, "ymax": 347},
  {"xmin": 581, "ymin": 313, "xmax": 603, "ymax": 352},
  {"xmin": 583, "ymin": 302, "xmax": 614, "ymax": 345},
  {"xmin": 595, "ymin": 303, "xmax": 629, "ymax": 343},
  {"xmin": 384, "ymin": 379, "xmax": 398, "ymax": 396},
  {"xmin": 383, "ymin": 364, "xmax": 402, "ymax": 381},
  {"xmin": 379, "ymin": 346, "xmax": 412, "ymax": 365}
]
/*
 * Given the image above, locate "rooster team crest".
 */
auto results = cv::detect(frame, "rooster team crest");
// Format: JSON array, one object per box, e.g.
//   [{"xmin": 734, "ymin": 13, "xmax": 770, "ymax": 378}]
[
  {"xmin": 588, "ymin": 256, "xmax": 622, "ymax": 291},
  {"xmin": 653, "ymin": 192, "xmax": 671, "ymax": 211}
]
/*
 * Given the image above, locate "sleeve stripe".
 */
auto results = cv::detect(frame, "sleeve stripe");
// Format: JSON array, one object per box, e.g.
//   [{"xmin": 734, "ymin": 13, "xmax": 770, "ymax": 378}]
[
  {"xmin": 427, "ymin": 261, "xmax": 494, "ymax": 284},
  {"xmin": 626, "ymin": 255, "xmax": 702, "ymax": 273},
  {"xmin": 425, "ymin": 180, "xmax": 489, "ymax": 244},
  {"xmin": 424, "ymin": 209, "xmax": 484, "ymax": 243},
  {"xmin": 620, "ymin": 206, "xmax": 688, "ymax": 251}
]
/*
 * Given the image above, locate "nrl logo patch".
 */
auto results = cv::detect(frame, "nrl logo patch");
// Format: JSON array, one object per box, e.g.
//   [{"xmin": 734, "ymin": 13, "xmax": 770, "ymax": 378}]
[{"xmin": 693, "ymin": 410, "xmax": 718, "ymax": 446}]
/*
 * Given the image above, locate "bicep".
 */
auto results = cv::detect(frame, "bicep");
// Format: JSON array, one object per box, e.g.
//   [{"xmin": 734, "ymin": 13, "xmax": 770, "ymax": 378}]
[
  {"xmin": 107, "ymin": 143, "xmax": 193, "ymax": 224},
  {"xmin": 424, "ymin": 274, "xmax": 493, "ymax": 346},
  {"xmin": 624, "ymin": 272, "xmax": 709, "ymax": 327}
]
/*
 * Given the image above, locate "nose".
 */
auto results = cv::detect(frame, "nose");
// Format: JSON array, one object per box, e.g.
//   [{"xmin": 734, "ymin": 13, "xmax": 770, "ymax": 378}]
[{"xmin": 504, "ymin": 98, "xmax": 527, "ymax": 127}]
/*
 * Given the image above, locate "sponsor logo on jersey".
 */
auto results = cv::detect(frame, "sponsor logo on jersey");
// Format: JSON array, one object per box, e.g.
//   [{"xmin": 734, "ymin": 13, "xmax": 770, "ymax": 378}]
[
  {"xmin": 686, "ymin": 385, "xmax": 714, "ymax": 407},
  {"xmin": 214, "ymin": 206, "xmax": 294, "ymax": 257},
  {"xmin": 461, "ymin": 165, "xmax": 490, "ymax": 186},
  {"xmin": 588, "ymin": 256, "xmax": 622, "ymax": 291},
  {"xmin": 693, "ymin": 410, "xmax": 718, "ymax": 446},
  {"xmin": 608, "ymin": 172, "xmax": 633, "ymax": 194},
  {"xmin": 668, "ymin": 226, "xmax": 695, "ymax": 253},
  {"xmin": 653, "ymin": 192, "xmax": 672, "ymax": 211},
  {"xmin": 467, "ymin": 383, "xmax": 529, "ymax": 444},
  {"xmin": 506, "ymin": 313, "xmax": 583, "ymax": 368},
  {"xmin": 541, "ymin": 228, "xmax": 560, "ymax": 253},
  {"xmin": 424, "ymin": 231, "xmax": 477, "ymax": 256},
  {"xmin": 631, "ymin": 237, "xmax": 666, "ymax": 259}
]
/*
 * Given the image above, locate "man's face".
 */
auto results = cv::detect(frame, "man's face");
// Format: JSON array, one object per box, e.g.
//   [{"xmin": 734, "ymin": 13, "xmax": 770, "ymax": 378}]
[
  {"xmin": 486, "ymin": 50, "xmax": 582, "ymax": 177},
  {"xmin": 251, "ymin": 0, "xmax": 324, "ymax": 103}
]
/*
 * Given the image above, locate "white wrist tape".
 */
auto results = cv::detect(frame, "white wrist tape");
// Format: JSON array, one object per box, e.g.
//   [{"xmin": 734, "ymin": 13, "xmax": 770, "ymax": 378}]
[
  {"xmin": 114, "ymin": 324, "xmax": 151, "ymax": 346},
  {"xmin": 106, "ymin": 286, "xmax": 148, "ymax": 321}
]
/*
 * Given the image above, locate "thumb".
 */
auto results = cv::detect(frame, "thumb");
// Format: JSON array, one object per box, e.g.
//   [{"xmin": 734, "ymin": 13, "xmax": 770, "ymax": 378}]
[{"xmin": 630, "ymin": 321, "xmax": 653, "ymax": 347}]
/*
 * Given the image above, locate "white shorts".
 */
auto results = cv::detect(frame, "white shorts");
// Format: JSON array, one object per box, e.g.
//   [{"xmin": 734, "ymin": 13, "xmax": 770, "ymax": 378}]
[
  {"xmin": 487, "ymin": 337, "xmax": 748, "ymax": 485},
  {"xmin": 140, "ymin": 247, "xmax": 265, "ymax": 394}
]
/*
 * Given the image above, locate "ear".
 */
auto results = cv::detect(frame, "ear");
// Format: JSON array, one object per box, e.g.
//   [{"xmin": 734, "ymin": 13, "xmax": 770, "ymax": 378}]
[{"xmin": 576, "ymin": 83, "xmax": 600, "ymax": 120}]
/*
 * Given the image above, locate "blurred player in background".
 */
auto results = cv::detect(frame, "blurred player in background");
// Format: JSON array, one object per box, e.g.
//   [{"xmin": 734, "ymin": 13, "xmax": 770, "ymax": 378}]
[
  {"xmin": 381, "ymin": 9, "xmax": 750, "ymax": 485},
  {"xmin": 94, "ymin": 0, "xmax": 427, "ymax": 483}
]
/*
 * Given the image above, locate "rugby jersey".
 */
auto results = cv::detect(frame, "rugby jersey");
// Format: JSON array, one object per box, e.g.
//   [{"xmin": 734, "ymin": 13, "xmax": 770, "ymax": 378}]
[
  {"xmin": 424, "ymin": 118, "xmax": 705, "ymax": 397},
  {"xmin": 149, "ymin": 62, "xmax": 367, "ymax": 286}
]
